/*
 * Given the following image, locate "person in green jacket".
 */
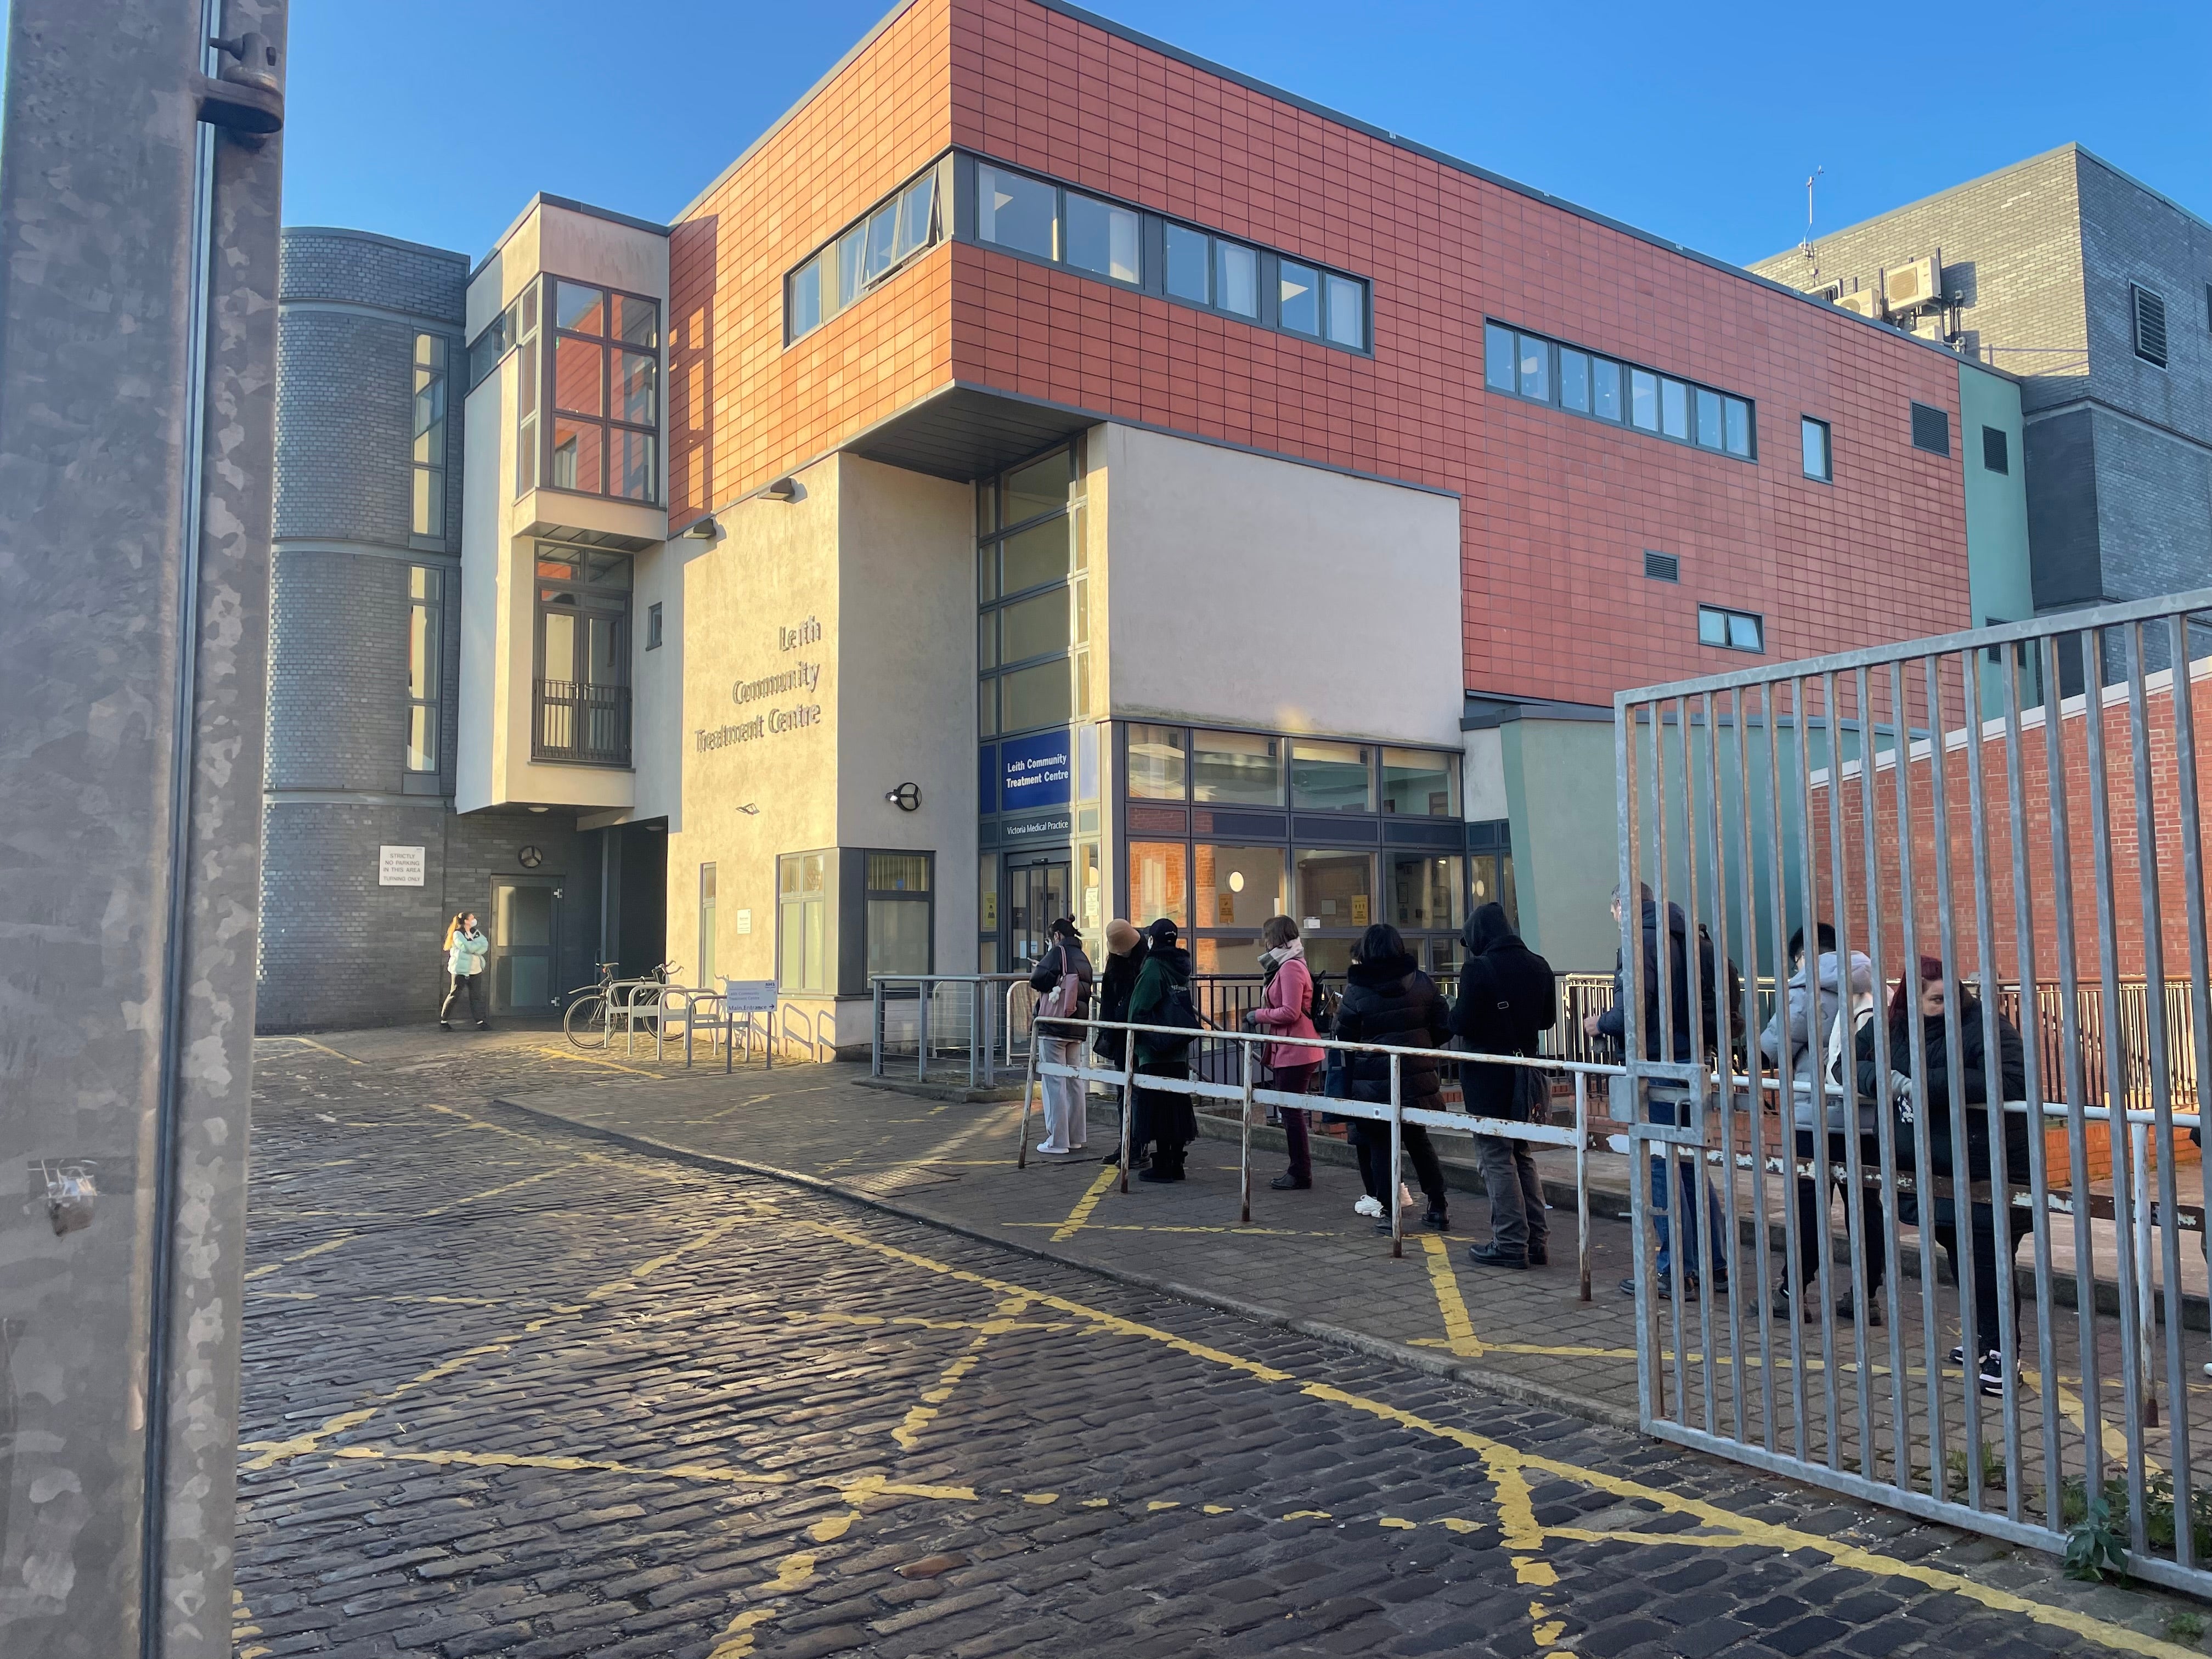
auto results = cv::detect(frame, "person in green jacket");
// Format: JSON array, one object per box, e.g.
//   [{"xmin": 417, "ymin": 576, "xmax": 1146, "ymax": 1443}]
[
  {"xmin": 441, "ymin": 911, "xmax": 490, "ymax": 1031},
  {"xmin": 1124, "ymin": 918, "xmax": 1196, "ymax": 1183}
]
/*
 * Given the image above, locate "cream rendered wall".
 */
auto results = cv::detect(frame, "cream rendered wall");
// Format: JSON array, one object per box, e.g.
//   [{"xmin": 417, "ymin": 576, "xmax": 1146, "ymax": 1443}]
[
  {"xmin": 833, "ymin": 457, "xmax": 978, "ymax": 988},
  {"xmin": 456, "ymin": 366, "xmax": 509, "ymax": 814},
  {"xmin": 539, "ymin": 205, "xmax": 667, "ymax": 306},
  {"xmin": 1090, "ymin": 425, "xmax": 1463, "ymax": 745}
]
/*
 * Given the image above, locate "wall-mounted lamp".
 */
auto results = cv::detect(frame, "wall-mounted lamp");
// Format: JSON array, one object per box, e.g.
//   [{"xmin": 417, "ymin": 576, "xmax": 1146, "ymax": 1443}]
[
  {"xmin": 763, "ymin": 477, "xmax": 801, "ymax": 503},
  {"xmin": 682, "ymin": 515, "xmax": 719, "ymax": 540},
  {"xmin": 885, "ymin": 783, "xmax": 921, "ymax": 812},
  {"xmin": 527, "ymin": 805, "xmax": 549, "ymax": 814},
  {"xmin": 735, "ymin": 803, "xmax": 760, "ymax": 816}
]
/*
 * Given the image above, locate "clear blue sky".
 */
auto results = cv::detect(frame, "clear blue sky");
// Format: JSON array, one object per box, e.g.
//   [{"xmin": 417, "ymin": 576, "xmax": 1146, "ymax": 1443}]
[{"xmin": 285, "ymin": 0, "xmax": 2212, "ymax": 266}]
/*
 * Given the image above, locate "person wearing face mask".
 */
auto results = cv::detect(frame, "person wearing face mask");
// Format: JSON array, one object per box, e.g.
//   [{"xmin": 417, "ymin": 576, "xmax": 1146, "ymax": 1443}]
[
  {"xmin": 441, "ymin": 911, "xmax": 490, "ymax": 1031},
  {"xmin": 1249, "ymin": 916, "xmax": 1324, "ymax": 1190}
]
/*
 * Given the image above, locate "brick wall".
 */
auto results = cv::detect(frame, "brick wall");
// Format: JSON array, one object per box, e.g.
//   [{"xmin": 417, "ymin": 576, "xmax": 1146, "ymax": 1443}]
[{"xmin": 670, "ymin": 0, "xmax": 1988, "ymax": 712}]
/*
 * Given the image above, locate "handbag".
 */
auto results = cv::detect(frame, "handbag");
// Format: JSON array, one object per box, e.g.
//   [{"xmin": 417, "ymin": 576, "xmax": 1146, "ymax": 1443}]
[{"xmin": 1038, "ymin": 946, "xmax": 1081, "ymax": 1025}]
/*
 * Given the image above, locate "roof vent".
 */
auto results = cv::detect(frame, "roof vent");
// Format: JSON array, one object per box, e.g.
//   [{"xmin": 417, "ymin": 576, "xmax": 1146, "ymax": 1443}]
[{"xmin": 1643, "ymin": 550, "xmax": 1679, "ymax": 583}]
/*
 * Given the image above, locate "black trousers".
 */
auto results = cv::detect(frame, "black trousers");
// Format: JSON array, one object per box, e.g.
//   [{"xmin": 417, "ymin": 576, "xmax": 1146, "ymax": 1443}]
[
  {"xmin": 441, "ymin": 971, "xmax": 487, "ymax": 1025},
  {"xmin": 1131, "ymin": 1059, "xmax": 1194, "ymax": 1170},
  {"xmin": 1936, "ymin": 1205, "xmax": 2036, "ymax": 1357},
  {"xmin": 1351, "ymin": 1119, "xmax": 1447, "ymax": 1211},
  {"xmin": 1793, "ymin": 1130, "xmax": 1889, "ymax": 1293}
]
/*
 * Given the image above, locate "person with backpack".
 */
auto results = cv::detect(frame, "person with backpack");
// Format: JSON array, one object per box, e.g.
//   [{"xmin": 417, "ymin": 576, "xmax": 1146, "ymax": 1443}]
[
  {"xmin": 440, "ymin": 911, "xmax": 489, "ymax": 1031},
  {"xmin": 1095, "ymin": 919, "xmax": 1149, "ymax": 1169},
  {"xmin": 1453, "ymin": 901, "xmax": 1557, "ymax": 1268},
  {"xmin": 1586, "ymin": 883, "xmax": 1732, "ymax": 1298},
  {"xmin": 1334, "ymin": 923, "xmax": 1452, "ymax": 1233},
  {"xmin": 1029, "ymin": 916, "xmax": 1095, "ymax": 1156},
  {"xmin": 1125, "ymin": 918, "xmax": 1199, "ymax": 1183},
  {"xmin": 1249, "ymin": 916, "xmax": 1325, "ymax": 1190}
]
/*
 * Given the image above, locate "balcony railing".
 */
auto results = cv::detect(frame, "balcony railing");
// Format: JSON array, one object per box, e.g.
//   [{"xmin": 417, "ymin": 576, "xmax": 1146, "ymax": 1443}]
[{"xmin": 533, "ymin": 678, "xmax": 630, "ymax": 766}]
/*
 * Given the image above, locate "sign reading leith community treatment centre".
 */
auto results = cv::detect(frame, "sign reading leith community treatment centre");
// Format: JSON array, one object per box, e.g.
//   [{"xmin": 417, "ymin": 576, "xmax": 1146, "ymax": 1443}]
[
  {"xmin": 697, "ymin": 614, "xmax": 827, "ymax": 752},
  {"xmin": 1000, "ymin": 727, "xmax": 1072, "ymax": 811}
]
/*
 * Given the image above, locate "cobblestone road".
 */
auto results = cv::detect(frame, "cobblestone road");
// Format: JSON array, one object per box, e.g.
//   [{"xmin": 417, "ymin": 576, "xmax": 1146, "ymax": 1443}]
[{"xmin": 234, "ymin": 1031, "xmax": 2203, "ymax": 1658}]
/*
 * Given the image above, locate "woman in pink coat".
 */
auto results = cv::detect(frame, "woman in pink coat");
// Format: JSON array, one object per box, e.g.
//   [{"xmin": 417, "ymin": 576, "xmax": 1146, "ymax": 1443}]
[{"xmin": 1248, "ymin": 915, "xmax": 1325, "ymax": 1190}]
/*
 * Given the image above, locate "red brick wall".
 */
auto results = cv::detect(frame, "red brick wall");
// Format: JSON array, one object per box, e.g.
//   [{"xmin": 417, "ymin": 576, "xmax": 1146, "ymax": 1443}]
[{"xmin": 672, "ymin": 0, "xmax": 1983, "ymax": 708}]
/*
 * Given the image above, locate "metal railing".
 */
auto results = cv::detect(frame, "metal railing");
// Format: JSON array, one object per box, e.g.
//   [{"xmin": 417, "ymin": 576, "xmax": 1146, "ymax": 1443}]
[
  {"xmin": 533, "ymin": 678, "xmax": 630, "ymax": 765},
  {"xmin": 1617, "ymin": 586, "xmax": 2212, "ymax": 1595},
  {"xmin": 869, "ymin": 974, "xmax": 1032, "ymax": 1088},
  {"xmin": 1017, "ymin": 1012, "xmax": 1616, "ymax": 1300}
]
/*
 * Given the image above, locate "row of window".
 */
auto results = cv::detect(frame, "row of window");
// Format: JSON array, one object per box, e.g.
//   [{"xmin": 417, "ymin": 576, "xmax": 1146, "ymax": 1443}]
[
  {"xmin": 978, "ymin": 445, "xmax": 1090, "ymax": 740},
  {"xmin": 769, "ymin": 849, "xmax": 934, "ymax": 994},
  {"xmin": 469, "ymin": 275, "xmax": 663, "ymax": 507},
  {"xmin": 1485, "ymin": 321, "xmax": 1754, "ymax": 460},
  {"xmin": 411, "ymin": 334, "xmax": 448, "ymax": 539},
  {"xmin": 1125, "ymin": 724, "xmax": 1463, "ymax": 817},
  {"xmin": 787, "ymin": 161, "xmax": 949, "ymax": 341}
]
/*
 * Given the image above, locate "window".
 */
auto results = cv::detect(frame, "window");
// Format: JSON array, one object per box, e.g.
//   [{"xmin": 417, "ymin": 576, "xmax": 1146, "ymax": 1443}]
[
  {"xmin": 533, "ymin": 547, "xmax": 631, "ymax": 764},
  {"xmin": 961, "ymin": 155, "xmax": 1365, "ymax": 351},
  {"xmin": 1982, "ymin": 425, "xmax": 2010, "ymax": 475},
  {"xmin": 646, "ymin": 600, "xmax": 663, "ymax": 650},
  {"xmin": 1290, "ymin": 738, "xmax": 1373, "ymax": 812},
  {"xmin": 864, "ymin": 853, "xmax": 933, "ymax": 979},
  {"xmin": 410, "ymin": 334, "xmax": 447, "ymax": 538},
  {"xmin": 1484, "ymin": 318, "xmax": 1752, "ymax": 459},
  {"xmin": 1198, "ymin": 845, "xmax": 1285, "ymax": 930},
  {"xmin": 1643, "ymin": 550, "xmax": 1679, "ymax": 583},
  {"xmin": 787, "ymin": 161, "xmax": 949, "ymax": 342},
  {"xmin": 512, "ymin": 281, "xmax": 540, "ymax": 494},
  {"xmin": 1192, "ymin": 730, "xmax": 1283, "ymax": 806},
  {"xmin": 698, "ymin": 864, "xmax": 717, "ymax": 989},
  {"xmin": 1801, "ymin": 416, "xmax": 1832, "ymax": 481},
  {"xmin": 1294, "ymin": 848, "xmax": 1373, "ymax": 932},
  {"xmin": 2132, "ymin": 283, "xmax": 2168, "ymax": 367},
  {"xmin": 1126, "ymin": 724, "xmax": 1188, "ymax": 799},
  {"xmin": 977, "ymin": 444, "xmax": 1084, "ymax": 740},
  {"xmin": 1698, "ymin": 605, "xmax": 1764, "ymax": 654},
  {"xmin": 777, "ymin": 851, "xmax": 830, "ymax": 993},
  {"xmin": 1064, "ymin": 192, "xmax": 1139, "ymax": 284},
  {"xmin": 406, "ymin": 566, "xmax": 441, "ymax": 773},
  {"xmin": 1128, "ymin": 842, "xmax": 1189, "ymax": 930},
  {"xmin": 1387, "ymin": 853, "xmax": 1465, "ymax": 933},
  {"xmin": 1380, "ymin": 748, "xmax": 1458, "ymax": 817},
  {"xmin": 523, "ymin": 278, "xmax": 658, "ymax": 504},
  {"xmin": 1909, "ymin": 401, "xmax": 1950, "ymax": 456}
]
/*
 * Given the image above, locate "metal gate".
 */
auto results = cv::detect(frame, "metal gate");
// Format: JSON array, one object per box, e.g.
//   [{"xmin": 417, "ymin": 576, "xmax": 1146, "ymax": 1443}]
[{"xmin": 1615, "ymin": 591, "xmax": 2212, "ymax": 1595}]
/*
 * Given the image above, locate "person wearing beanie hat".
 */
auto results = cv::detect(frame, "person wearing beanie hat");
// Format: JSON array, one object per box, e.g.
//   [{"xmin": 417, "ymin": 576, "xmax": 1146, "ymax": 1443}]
[
  {"xmin": 1094, "ymin": 920, "xmax": 1149, "ymax": 1167},
  {"xmin": 1029, "ymin": 916, "xmax": 1094, "ymax": 1155},
  {"xmin": 1126, "ymin": 917, "xmax": 1197, "ymax": 1182}
]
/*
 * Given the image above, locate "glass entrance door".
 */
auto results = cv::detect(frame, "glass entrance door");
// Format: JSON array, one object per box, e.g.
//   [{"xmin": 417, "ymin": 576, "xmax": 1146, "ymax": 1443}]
[
  {"xmin": 1005, "ymin": 860, "xmax": 1069, "ymax": 970},
  {"xmin": 490, "ymin": 878, "xmax": 560, "ymax": 1013}
]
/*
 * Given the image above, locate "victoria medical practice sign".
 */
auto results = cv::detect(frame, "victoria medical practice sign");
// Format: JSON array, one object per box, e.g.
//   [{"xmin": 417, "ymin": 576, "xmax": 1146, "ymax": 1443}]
[{"xmin": 1000, "ymin": 729, "xmax": 1072, "ymax": 811}]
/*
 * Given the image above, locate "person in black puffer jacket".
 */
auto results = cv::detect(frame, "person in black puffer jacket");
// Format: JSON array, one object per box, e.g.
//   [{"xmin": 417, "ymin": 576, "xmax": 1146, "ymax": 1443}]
[
  {"xmin": 1094, "ymin": 919, "xmax": 1148, "ymax": 1168},
  {"xmin": 1334, "ymin": 923, "xmax": 1452, "ymax": 1233},
  {"xmin": 1852, "ymin": 956, "xmax": 2032, "ymax": 1395},
  {"xmin": 1452, "ymin": 902, "xmax": 1557, "ymax": 1268}
]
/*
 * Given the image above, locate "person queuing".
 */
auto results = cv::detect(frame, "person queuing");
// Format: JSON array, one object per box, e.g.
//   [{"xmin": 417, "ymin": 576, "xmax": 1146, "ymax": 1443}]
[
  {"xmin": 1588, "ymin": 884, "xmax": 1731, "ymax": 1299},
  {"xmin": 1125, "ymin": 918, "xmax": 1198, "ymax": 1184},
  {"xmin": 1249, "ymin": 915, "xmax": 1325, "ymax": 1191},
  {"xmin": 1029, "ymin": 916, "xmax": 1095, "ymax": 1156},
  {"xmin": 1452, "ymin": 901, "xmax": 1556, "ymax": 1269},
  {"xmin": 1850, "ymin": 956, "xmax": 2032, "ymax": 1397},
  {"xmin": 439, "ymin": 911, "xmax": 489, "ymax": 1031},
  {"xmin": 1334, "ymin": 923, "xmax": 1452, "ymax": 1233},
  {"xmin": 1095, "ymin": 919, "xmax": 1148, "ymax": 1169},
  {"xmin": 1759, "ymin": 924, "xmax": 1884, "ymax": 1327}
]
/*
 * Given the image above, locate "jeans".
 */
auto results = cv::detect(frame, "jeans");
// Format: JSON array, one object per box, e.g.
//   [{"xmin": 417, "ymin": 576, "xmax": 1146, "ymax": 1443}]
[
  {"xmin": 1271, "ymin": 1062, "xmax": 1319, "ymax": 1181},
  {"xmin": 1476, "ymin": 1135, "xmax": 1548, "ymax": 1259},
  {"xmin": 1037, "ymin": 1036, "xmax": 1086, "ymax": 1150},
  {"xmin": 1793, "ymin": 1129, "xmax": 1888, "ymax": 1294},
  {"xmin": 1648, "ymin": 1092, "xmax": 1728, "ymax": 1283},
  {"xmin": 441, "ymin": 970, "xmax": 487, "ymax": 1025}
]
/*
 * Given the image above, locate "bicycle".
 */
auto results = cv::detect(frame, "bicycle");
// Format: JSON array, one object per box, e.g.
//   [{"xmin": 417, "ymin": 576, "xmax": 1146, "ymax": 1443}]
[{"xmin": 558, "ymin": 960, "xmax": 679, "ymax": 1050}]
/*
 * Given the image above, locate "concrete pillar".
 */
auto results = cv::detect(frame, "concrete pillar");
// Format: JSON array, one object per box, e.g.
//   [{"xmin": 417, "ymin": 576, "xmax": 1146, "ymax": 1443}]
[{"xmin": 0, "ymin": 2, "xmax": 283, "ymax": 1654}]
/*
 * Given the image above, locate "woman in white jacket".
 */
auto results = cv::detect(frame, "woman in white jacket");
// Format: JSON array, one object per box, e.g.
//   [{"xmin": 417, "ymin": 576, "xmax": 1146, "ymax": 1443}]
[{"xmin": 441, "ymin": 911, "xmax": 490, "ymax": 1031}]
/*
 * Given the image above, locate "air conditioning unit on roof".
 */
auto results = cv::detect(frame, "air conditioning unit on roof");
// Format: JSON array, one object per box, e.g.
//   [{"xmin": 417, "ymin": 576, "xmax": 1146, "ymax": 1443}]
[
  {"xmin": 1883, "ymin": 251, "xmax": 1943, "ymax": 312},
  {"xmin": 1836, "ymin": 284, "xmax": 1886, "ymax": 321}
]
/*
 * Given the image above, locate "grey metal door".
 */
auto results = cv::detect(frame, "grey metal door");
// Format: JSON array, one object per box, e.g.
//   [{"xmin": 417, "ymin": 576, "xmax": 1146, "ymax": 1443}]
[{"xmin": 490, "ymin": 877, "xmax": 561, "ymax": 1014}]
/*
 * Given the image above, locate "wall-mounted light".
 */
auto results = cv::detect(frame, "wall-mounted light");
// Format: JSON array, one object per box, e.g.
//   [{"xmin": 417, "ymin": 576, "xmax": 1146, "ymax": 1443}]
[
  {"xmin": 763, "ymin": 477, "xmax": 801, "ymax": 503},
  {"xmin": 885, "ymin": 783, "xmax": 921, "ymax": 812},
  {"xmin": 682, "ymin": 515, "xmax": 719, "ymax": 540},
  {"xmin": 527, "ymin": 805, "xmax": 549, "ymax": 814},
  {"xmin": 1227, "ymin": 871, "xmax": 1244, "ymax": 893}
]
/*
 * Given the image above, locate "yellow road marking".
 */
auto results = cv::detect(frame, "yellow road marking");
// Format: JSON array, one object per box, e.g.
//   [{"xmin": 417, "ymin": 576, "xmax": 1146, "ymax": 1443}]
[
  {"xmin": 256, "ymin": 1035, "xmax": 364, "ymax": 1065},
  {"xmin": 781, "ymin": 1309, "xmax": 1073, "ymax": 1335},
  {"xmin": 893, "ymin": 1295, "xmax": 1029, "ymax": 1450},
  {"xmin": 242, "ymin": 1233, "xmax": 357, "ymax": 1283},
  {"xmin": 1049, "ymin": 1165, "xmax": 1119, "ymax": 1243},
  {"xmin": 534, "ymin": 1044, "xmax": 664, "ymax": 1079},
  {"xmin": 1419, "ymin": 1234, "xmax": 1485, "ymax": 1357},
  {"xmin": 1007, "ymin": 1221, "xmax": 1339, "ymax": 1238}
]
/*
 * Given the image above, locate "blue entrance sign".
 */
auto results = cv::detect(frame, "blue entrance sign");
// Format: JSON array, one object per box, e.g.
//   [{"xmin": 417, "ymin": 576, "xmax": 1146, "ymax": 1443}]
[{"xmin": 1000, "ymin": 727, "xmax": 1073, "ymax": 811}]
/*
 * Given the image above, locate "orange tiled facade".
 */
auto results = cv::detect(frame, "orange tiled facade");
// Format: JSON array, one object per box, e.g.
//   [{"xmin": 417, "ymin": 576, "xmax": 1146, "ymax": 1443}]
[{"xmin": 672, "ymin": 0, "xmax": 1987, "ymax": 710}]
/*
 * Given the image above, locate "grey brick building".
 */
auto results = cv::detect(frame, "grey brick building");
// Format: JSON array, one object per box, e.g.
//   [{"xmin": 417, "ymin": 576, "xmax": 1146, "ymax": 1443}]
[
  {"xmin": 264, "ymin": 229, "xmax": 613, "ymax": 1030},
  {"xmin": 1751, "ymin": 145, "xmax": 2212, "ymax": 640}
]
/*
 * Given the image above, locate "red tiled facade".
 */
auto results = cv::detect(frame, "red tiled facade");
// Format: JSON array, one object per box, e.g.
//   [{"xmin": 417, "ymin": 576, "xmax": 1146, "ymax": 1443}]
[{"xmin": 672, "ymin": 0, "xmax": 1979, "ymax": 708}]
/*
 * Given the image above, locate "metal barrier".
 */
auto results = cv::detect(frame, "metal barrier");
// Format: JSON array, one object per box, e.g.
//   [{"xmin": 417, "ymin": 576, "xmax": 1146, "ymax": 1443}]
[
  {"xmin": 869, "ymin": 974, "xmax": 1032, "ymax": 1088},
  {"xmin": 1015, "ymin": 1012, "xmax": 1618, "ymax": 1300},
  {"xmin": 1618, "ymin": 588, "xmax": 2212, "ymax": 1595}
]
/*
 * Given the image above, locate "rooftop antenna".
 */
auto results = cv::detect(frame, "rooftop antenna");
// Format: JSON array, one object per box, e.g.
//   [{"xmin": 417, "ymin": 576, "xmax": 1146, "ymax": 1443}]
[{"xmin": 1799, "ymin": 165, "xmax": 1825, "ymax": 268}]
